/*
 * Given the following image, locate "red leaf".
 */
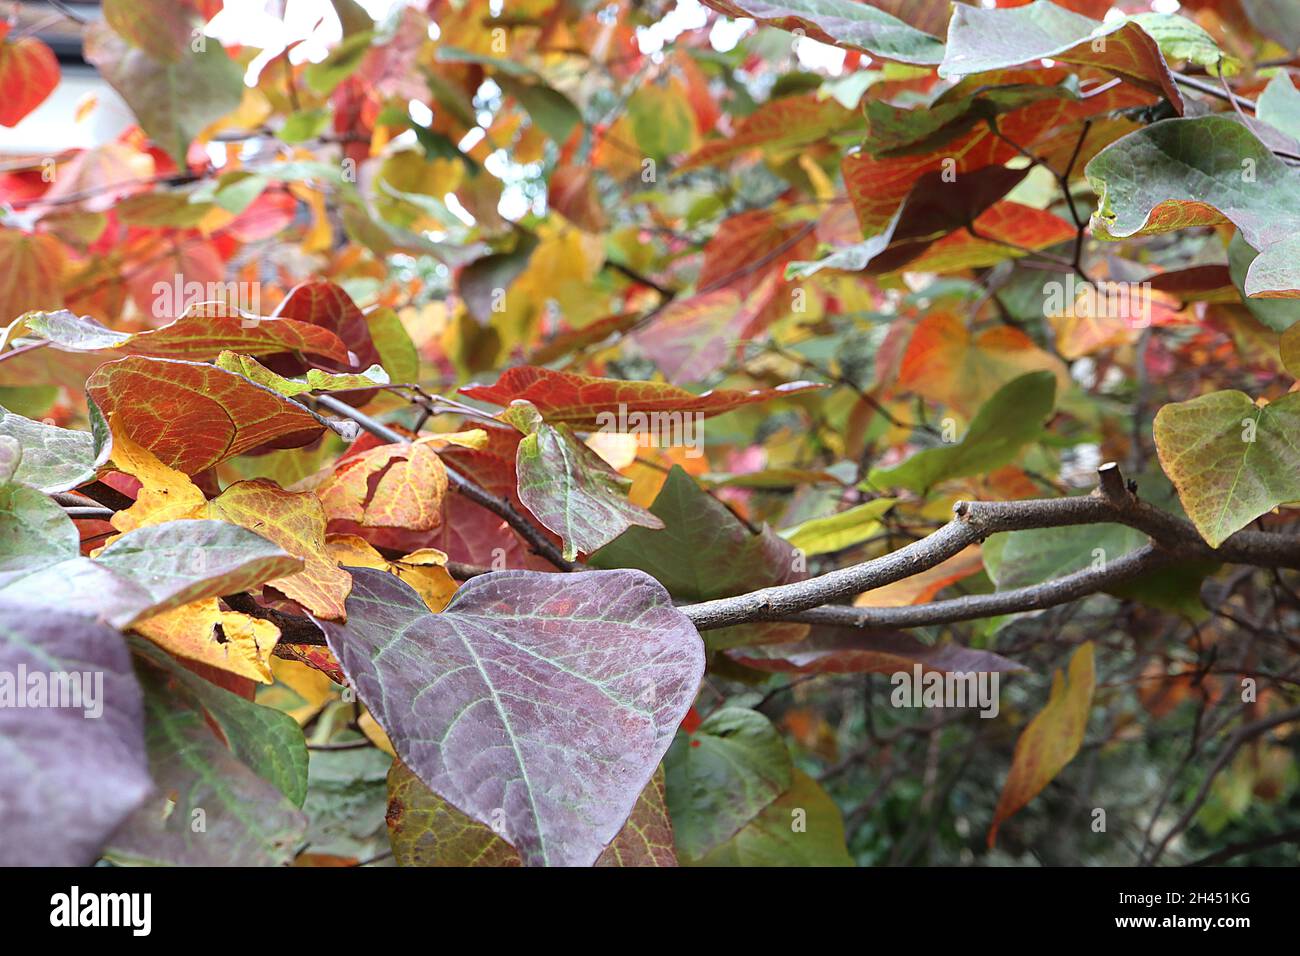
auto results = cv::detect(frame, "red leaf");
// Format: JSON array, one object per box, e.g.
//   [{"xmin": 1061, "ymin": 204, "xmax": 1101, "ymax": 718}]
[
  {"xmin": 86, "ymin": 356, "xmax": 353, "ymax": 474},
  {"xmin": 0, "ymin": 33, "xmax": 59, "ymax": 127},
  {"xmin": 460, "ymin": 366, "xmax": 826, "ymax": 428}
]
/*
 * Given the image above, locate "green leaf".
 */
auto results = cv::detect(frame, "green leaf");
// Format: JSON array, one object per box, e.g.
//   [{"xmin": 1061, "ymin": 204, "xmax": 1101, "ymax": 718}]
[
  {"xmin": 102, "ymin": 0, "xmax": 198, "ymax": 62},
  {"xmin": 0, "ymin": 518, "xmax": 301, "ymax": 628},
  {"xmin": 84, "ymin": 23, "xmax": 245, "ymax": 166},
  {"xmin": 692, "ymin": 770, "xmax": 853, "ymax": 866},
  {"xmin": 0, "ymin": 402, "xmax": 110, "ymax": 493},
  {"xmin": 303, "ymin": 30, "xmax": 374, "ymax": 96},
  {"xmin": 1153, "ymin": 389, "xmax": 1300, "ymax": 547},
  {"xmin": 695, "ymin": 0, "xmax": 945, "ymax": 65},
  {"xmin": 105, "ymin": 652, "xmax": 308, "ymax": 866},
  {"xmin": 0, "ymin": 479, "xmax": 78, "ymax": 585},
  {"xmin": 299, "ymin": 746, "xmax": 393, "ymax": 862},
  {"xmin": 1088, "ymin": 115, "xmax": 1300, "ymax": 296},
  {"xmin": 505, "ymin": 401, "xmax": 664, "ymax": 562},
  {"xmin": 983, "ymin": 523, "xmax": 1146, "ymax": 592},
  {"xmin": 131, "ymin": 639, "xmax": 309, "ymax": 806},
  {"xmin": 279, "ymin": 108, "xmax": 332, "ymax": 144},
  {"xmin": 663, "ymin": 707, "xmax": 793, "ymax": 863},
  {"xmin": 1130, "ymin": 12, "xmax": 1238, "ymax": 75},
  {"xmin": 1258, "ymin": 73, "xmax": 1300, "ymax": 143},
  {"xmin": 940, "ymin": 1, "xmax": 1182, "ymax": 107},
  {"xmin": 589, "ymin": 465, "xmax": 809, "ymax": 651},
  {"xmin": 1242, "ymin": 233, "xmax": 1300, "ymax": 301},
  {"xmin": 867, "ymin": 371, "xmax": 1057, "ymax": 493},
  {"xmin": 214, "ymin": 351, "xmax": 390, "ymax": 397},
  {"xmin": 386, "ymin": 761, "xmax": 678, "ymax": 866},
  {"xmin": 779, "ymin": 497, "xmax": 896, "ymax": 556},
  {"xmin": 365, "ymin": 306, "xmax": 420, "ymax": 385},
  {"xmin": 497, "ymin": 76, "xmax": 581, "ymax": 145},
  {"xmin": 1228, "ymin": 231, "xmax": 1300, "ymax": 331}
]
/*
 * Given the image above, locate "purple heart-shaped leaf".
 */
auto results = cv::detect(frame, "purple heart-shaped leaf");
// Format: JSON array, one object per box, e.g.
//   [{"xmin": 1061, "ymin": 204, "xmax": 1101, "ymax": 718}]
[{"xmin": 316, "ymin": 566, "xmax": 705, "ymax": 866}]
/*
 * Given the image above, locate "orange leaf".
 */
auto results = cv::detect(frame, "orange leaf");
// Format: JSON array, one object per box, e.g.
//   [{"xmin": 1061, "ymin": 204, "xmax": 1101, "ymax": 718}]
[
  {"xmin": 855, "ymin": 546, "xmax": 984, "ymax": 608},
  {"xmin": 901, "ymin": 201, "xmax": 1076, "ymax": 273},
  {"xmin": 315, "ymin": 440, "xmax": 449, "ymax": 532},
  {"xmin": 894, "ymin": 311, "xmax": 1068, "ymax": 417},
  {"xmin": 86, "ymin": 356, "xmax": 354, "ymax": 474},
  {"xmin": 0, "ymin": 34, "xmax": 59, "ymax": 127},
  {"xmin": 677, "ymin": 93, "xmax": 857, "ymax": 171},
  {"xmin": 25, "ymin": 307, "xmax": 351, "ymax": 363},
  {"xmin": 0, "ymin": 228, "xmax": 65, "ymax": 322},
  {"xmin": 698, "ymin": 211, "xmax": 815, "ymax": 299},
  {"xmin": 988, "ymin": 641, "xmax": 1095, "ymax": 847},
  {"xmin": 844, "ymin": 74, "xmax": 1144, "ymax": 237}
]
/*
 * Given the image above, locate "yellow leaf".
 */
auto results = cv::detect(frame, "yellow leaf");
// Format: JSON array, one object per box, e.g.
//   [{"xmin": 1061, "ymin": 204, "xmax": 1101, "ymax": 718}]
[
  {"xmin": 133, "ymin": 600, "xmax": 282, "ymax": 684},
  {"xmin": 326, "ymin": 535, "xmax": 457, "ymax": 613},
  {"xmin": 107, "ymin": 414, "xmax": 207, "ymax": 532},
  {"xmin": 359, "ymin": 709, "xmax": 396, "ymax": 756},
  {"xmin": 109, "ymin": 420, "xmax": 351, "ymax": 631},
  {"xmin": 418, "ymin": 429, "xmax": 487, "ymax": 451},
  {"xmin": 210, "ymin": 479, "xmax": 352, "ymax": 620},
  {"xmin": 988, "ymin": 641, "xmax": 1096, "ymax": 847},
  {"xmin": 268, "ymin": 656, "xmax": 338, "ymax": 724}
]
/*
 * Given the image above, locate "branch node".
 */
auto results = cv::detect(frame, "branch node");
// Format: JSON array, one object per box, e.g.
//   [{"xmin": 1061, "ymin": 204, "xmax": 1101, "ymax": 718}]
[{"xmin": 1097, "ymin": 462, "xmax": 1130, "ymax": 508}]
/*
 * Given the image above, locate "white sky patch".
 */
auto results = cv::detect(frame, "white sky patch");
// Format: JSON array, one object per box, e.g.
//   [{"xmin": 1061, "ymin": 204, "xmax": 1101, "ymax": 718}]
[
  {"xmin": 796, "ymin": 36, "xmax": 846, "ymax": 75},
  {"xmin": 637, "ymin": 0, "xmax": 710, "ymax": 54},
  {"xmin": 498, "ymin": 185, "xmax": 530, "ymax": 221},
  {"xmin": 1151, "ymin": 0, "xmax": 1181, "ymax": 12},
  {"xmin": 709, "ymin": 17, "xmax": 753, "ymax": 52},
  {"xmin": 458, "ymin": 127, "xmax": 487, "ymax": 152},
  {"xmin": 444, "ymin": 192, "xmax": 477, "ymax": 226},
  {"xmin": 484, "ymin": 149, "xmax": 511, "ymax": 178},
  {"xmin": 409, "ymin": 99, "xmax": 434, "ymax": 127}
]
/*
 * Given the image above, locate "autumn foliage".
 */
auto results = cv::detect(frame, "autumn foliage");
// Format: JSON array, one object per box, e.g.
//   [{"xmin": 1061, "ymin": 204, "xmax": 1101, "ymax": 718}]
[{"xmin": 2, "ymin": 0, "xmax": 1300, "ymax": 868}]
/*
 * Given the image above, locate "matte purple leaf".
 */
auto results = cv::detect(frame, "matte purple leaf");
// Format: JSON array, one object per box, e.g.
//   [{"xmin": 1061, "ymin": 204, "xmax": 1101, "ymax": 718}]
[
  {"xmin": 316, "ymin": 566, "xmax": 705, "ymax": 867},
  {"xmin": 0, "ymin": 518, "xmax": 300, "ymax": 628},
  {"xmin": 0, "ymin": 602, "xmax": 152, "ymax": 865}
]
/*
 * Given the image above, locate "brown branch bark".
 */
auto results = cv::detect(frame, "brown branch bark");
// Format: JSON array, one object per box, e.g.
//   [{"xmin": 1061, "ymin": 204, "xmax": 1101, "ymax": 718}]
[{"xmin": 678, "ymin": 463, "xmax": 1300, "ymax": 631}]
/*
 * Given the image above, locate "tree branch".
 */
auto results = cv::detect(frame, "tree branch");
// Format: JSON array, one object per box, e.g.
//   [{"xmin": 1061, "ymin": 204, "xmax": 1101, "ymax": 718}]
[
  {"xmin": 781, "ymin": 543, "xmax": 1168, "ymax": 630},
  {"xmin": 678, "ymin": 463, "xmax": 1300, "ymax": 631}
]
